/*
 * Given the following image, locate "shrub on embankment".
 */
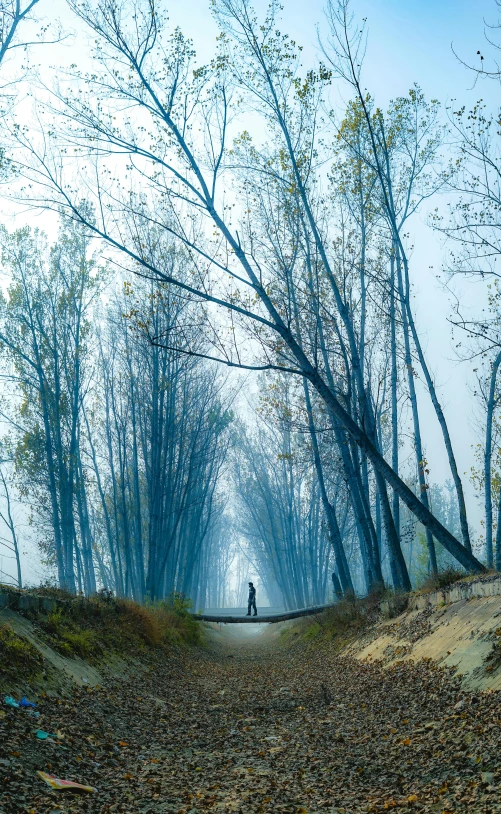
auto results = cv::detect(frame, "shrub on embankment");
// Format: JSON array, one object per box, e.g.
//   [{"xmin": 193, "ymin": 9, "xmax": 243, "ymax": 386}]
[
  {"xmin": 282, "ymin": 591, "xmax": 382, "ymax": 646},
  {"xmin": 0, "ymin": 585, "xmax": 201, "ymax": 679},
  {"xmin": 415, "ymin": 567, "xmax": 467, "ymax": 594},
  {"xmin": 284, "ymin": 571, "xmax": 501, "ymax": 647},
  {"xmin": 37, "ymin": 595, "xmax": 202, "ymax": 660}
]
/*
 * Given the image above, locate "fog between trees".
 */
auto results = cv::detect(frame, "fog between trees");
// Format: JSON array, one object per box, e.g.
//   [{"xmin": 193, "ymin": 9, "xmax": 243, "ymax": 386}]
[{"xmin": 0, "ymin": 0, "xmax": 501, "ymax": 607}]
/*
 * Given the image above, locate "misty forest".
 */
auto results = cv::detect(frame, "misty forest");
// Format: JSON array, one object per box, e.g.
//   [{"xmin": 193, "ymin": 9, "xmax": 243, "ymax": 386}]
[
  {"xmin": 3, "ymin": 1, "xmax": 501, "ymax": 812},
  {"xmin": 0, "ymin": 0, "xmax": 499, "ymax": 606}
]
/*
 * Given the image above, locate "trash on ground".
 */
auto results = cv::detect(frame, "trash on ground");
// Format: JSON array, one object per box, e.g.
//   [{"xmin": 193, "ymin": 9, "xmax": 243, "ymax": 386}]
[
  {"xmin": 20, "ymin": 696, "xmax": 37, "ymax": 709},
  {"xmin": 34, "ymin": 729, "xmax": 58, "ymax": 740},
  {"xmin": 37, "ymin": 771, "xmax": 96, "ymax": 793},
  {"xmin": 5, "ymin": 695, "xmax": 39, "ymax": 714}
]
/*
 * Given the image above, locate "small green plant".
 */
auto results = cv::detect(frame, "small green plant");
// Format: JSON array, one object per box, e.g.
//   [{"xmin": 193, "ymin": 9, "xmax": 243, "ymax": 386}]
[
  {"xmin": 158, "ymin": 592, "xmax": 193, "ymax": 615},
  {"xmin": 484, "ymin": 637, "xmax": 501, "ymax": 673},
  {"xmin": 43, "ymin": 608, "xmax": 66, "ymax": 637},
  {"xmin": 154, "ymin": 593, "xmax": 201, "ymax": 645},
  {"xmin": 304, "ymin": 621, "xmax": 322, "ymax": 639},
  {"xmin": 322, "ymin": 596, "xmax": 368, "ymax": 637},
  {"xmin": 286, "ymin": 594, "xmax": 372, "ymax": 645},
  {"xmin": 0, "ymin": 624, "xmax": 44, "ymax": 683},
  {"xmin": 39, "ymin": 608, "xmax": 104, "ymax": 660},
  {"xmin": 60, "ymin": 629, "xmax": 102, "ymax": 659}
]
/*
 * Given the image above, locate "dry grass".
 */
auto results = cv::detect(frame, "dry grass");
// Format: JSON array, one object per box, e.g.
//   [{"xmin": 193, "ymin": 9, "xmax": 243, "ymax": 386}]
[
  {"xmin": 283, "ymin": 593, "xmax": 380, "ymax": 646},
  {"xmin": 30, "ymin": 591, "xmax": 201, "ymax": 662},
  {"xmin": 414, "ymin": 567, "xmax": 490, "ymax": 595}
]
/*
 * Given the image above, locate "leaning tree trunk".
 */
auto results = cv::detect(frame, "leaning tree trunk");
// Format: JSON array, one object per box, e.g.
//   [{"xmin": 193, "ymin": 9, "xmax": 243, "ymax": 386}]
[
  {"xmin": 401, "ymin": 251, "xmax": 472, "ymax": 553},
  {"xmin": 389, "ymin": 255, "xmax": 400, "ymax": 537}
]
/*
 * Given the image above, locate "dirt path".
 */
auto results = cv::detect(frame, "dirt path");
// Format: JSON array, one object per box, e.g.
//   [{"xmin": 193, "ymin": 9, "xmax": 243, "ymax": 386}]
[{"xmin": 2, "ymin": 623, "xmax": 501, "ymax": 813}]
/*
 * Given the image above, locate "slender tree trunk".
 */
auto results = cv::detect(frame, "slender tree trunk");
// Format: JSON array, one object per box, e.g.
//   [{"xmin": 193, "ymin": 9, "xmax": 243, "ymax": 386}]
[
  {"xmin": 396, "ymin": 251, "xmax": 437, "ymax": 576},
  {"xmin": 390, "ymin": 255, "xmax": 400, "ymax": 536},
  {"xmin": 401, "ymin": 250, "xmax": 472, "ymax": 553},
  {"xmin": 495, "ymin": 481, "xmax": 501, "ymax": 570},
  {"xmin": 303, "ymin": 381, "xmax": 353, "ymax": 592},
  {"xmin": 484, "ymin": 350, "xmax": 501, "ymax": 567},
  {"xmin": 0, "ymin": 471, "xmax": 22, "ymax": 589},
  {"xmin": 83, "ymin": 404, "xmax": 121, "ymax": 594}
]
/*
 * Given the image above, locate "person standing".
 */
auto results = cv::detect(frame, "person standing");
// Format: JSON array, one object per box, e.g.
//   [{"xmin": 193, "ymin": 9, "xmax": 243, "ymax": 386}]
[{"xmin": 247, "ymin": 582, "xmax": 257, "ymax": 616}]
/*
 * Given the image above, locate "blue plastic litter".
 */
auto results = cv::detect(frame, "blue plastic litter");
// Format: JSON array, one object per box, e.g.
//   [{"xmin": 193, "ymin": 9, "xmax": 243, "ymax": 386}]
[{"xmin": 34, "ymin": 729, "xmax": 57, "ymax": 740}]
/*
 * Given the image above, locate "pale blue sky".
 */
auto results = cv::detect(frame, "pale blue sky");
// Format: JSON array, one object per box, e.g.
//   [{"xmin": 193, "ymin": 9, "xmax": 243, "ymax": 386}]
[
  {"xmin": 33, "ymin": 0, "xmax": 495, "ymax": 105},
  {"xmin": 169, "ymin": 0, "xmax": 498, "ymax": 108}
]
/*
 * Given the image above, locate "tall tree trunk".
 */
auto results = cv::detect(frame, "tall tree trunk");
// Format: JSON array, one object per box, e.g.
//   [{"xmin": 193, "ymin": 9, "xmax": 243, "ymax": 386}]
[
  {"xmin": 484, "ymin": 350, "xmax": 501, "ymax": 567},
  {"xmin": 396, "ymin": 251, "xmax": 437, "ymax": 576},
  {"xmin": 390, "ymin": 255, "xmax": 400, "ymax": 536},
  {"xmin": 303, "ymin": 381, "xmax": 353, "ymax": 592}
]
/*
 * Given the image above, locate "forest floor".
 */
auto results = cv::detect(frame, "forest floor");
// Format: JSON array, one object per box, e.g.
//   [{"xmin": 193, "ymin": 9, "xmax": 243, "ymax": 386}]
[{"xmin": 2, "ymin": 620, "xmax": 501, "ymax": 814}]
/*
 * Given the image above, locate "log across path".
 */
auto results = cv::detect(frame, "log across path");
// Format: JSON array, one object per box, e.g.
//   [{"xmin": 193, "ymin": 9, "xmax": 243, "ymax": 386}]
[{"xmin": 194, "ymin": 603, "xmax": 334, "ymax": 623}]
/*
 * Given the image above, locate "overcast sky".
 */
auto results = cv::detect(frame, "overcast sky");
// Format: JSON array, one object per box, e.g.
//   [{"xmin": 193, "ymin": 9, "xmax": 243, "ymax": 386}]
[{"xmin": 2, "ymin": 0, "xmax": 500, "ymax": 583}]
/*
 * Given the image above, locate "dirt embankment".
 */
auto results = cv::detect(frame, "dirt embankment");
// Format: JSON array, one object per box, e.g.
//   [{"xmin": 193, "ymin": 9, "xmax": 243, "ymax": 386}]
[{"xmin": 345, "ymin": 576, "xmax": 501, "ymax": 691}]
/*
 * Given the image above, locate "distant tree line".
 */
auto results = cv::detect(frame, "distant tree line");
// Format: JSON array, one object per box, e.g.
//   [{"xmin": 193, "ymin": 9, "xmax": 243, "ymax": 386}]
[{"xmin": 0, "ymin": 221, "xmax": 232, "ymax": 601}]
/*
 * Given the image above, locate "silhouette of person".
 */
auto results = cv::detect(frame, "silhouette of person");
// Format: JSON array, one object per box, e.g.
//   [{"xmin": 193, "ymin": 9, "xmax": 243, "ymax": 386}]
[{"xmin": 247, "ymin": 582, "xmax": 257, "ymax": 616}]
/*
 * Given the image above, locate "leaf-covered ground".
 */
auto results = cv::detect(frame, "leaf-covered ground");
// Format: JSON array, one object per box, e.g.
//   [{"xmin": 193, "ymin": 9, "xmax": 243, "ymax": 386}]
[{"xmin": 1, "ymin": 624, "xmax": 501, "ymax": 813}]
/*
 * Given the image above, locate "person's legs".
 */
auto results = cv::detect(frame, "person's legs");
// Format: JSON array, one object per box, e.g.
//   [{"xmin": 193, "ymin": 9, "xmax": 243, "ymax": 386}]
[
  {"xmin": 247, "ymin": 600, "xmax": 252, "ymax": 616},
  {"xmin": 252, "ymin": 598, "xmax": 257, "ymax": 616}
]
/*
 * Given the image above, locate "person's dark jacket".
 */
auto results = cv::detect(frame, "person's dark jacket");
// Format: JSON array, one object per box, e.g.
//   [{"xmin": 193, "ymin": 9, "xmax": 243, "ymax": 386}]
[{"xmin": 248, "ymin": 585, "xmax": 256, "ymax": 602}]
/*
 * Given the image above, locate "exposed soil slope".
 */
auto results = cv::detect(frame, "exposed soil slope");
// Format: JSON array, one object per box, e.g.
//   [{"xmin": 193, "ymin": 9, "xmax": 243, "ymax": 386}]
[{"xmin": 349, "ymin": 590, "xmax": 501, "ymax": 691}]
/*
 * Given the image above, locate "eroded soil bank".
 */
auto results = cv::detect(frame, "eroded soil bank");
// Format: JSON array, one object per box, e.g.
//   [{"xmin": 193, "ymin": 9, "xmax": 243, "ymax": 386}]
[{"xmin": 2, "ymin": 620, "xmax": 501, "ymax": 814}]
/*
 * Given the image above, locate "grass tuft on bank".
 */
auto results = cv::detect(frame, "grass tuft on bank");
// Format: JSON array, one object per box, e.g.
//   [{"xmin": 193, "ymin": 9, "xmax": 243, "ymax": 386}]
[
  {"xmin": 0, "ymin": 590, "xmax": 202, "ymax": 668},
  {"xmin": 283, "ymin": 569, "xmax": 501, "ymax": 646},
  {"xmin": 37, "ymin": 592, "xmax": 202, "ymax": 661},
  {"xmin": 0, "ymin": 624, "xmax": 44, "ymax": 683},
  {"xmin": 282, "ymin": 592, "xmax": 380, "ymax": 647}
]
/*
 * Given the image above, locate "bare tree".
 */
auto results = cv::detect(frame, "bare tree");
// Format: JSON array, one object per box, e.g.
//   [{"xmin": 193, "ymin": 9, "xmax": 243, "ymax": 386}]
[
  {"xmin": 0, "ymin": 463, "xmax": 22, "ymax": 587},
  {"xmin": 0, "ymin": 0, "xmax": 40, "ymax": 67}
]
